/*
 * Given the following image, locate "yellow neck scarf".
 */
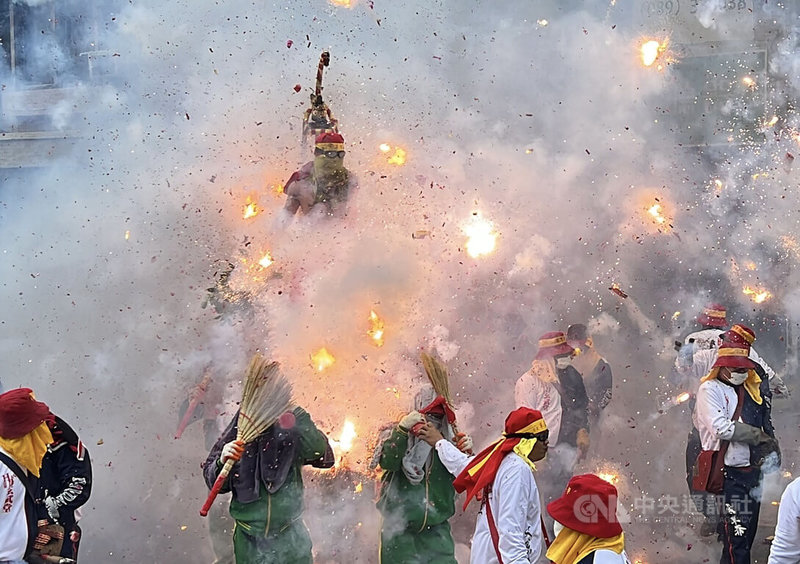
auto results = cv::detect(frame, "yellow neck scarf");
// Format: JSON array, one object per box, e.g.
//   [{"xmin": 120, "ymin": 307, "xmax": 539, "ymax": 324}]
[
  {"xmin": 0, "ymin": 422, "xmax": 53, "ymax": 477},
  {"xmin": 512, "ymin": 438, "xmax": 538, "ymax": 472},
  {"xmin": 546, "ymin": 528, "xmax": 625, "ymax": 564}
]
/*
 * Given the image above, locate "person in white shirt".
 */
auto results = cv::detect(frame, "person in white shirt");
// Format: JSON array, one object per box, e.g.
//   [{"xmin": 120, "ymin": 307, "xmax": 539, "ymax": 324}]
[
  {"xmin": 695, "ymin": 339, "xmax": 779, "ymax": 563},
  {"xmin": 418, "ymin": 407, "xmax": 549, "ymax": 564},
  {"xmin": 768, "ymin": 477, "xmax": 800, "ymax": 563},
  {"xmin": 545, "ymin": 473, "xmax": 631, "ymax": 564},
  {"xmin": 0, "ymin": 388, "xmax": 54, "ymax": 564}
]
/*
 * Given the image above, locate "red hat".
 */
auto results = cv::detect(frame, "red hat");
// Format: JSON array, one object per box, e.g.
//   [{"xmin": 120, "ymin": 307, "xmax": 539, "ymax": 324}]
[
  {"xmin": 534, "ymin": 331, "xmax": 575, "ymax": 360},
  {"xmin": 0, "ymin": 388, "xmax": 52, "ymax": 439},
  {"xmin": 711, "ymin": 341, "xmax": 756, "ymax": 370},
  {"xmin": 453, "ymin": 407, "xmax": 547, "ymax": 509},
  {"xmin": 315, "ymin": 132, "xmax": 345, "ymax": 151},
  {"xmin": 547, "ymin": 473, "xmax": 624, "ymax": 538},
  {"xmin": 725, "ymin": 324, "xmax": 755, "ymax": 347},
  {"xmin": 697, "ymin": 303, "xmax": 727, "ymax": 328}
]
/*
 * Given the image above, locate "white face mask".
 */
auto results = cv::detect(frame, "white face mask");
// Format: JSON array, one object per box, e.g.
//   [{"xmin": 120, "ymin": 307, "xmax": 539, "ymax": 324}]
[
  {"xmin": 555, "ymin": 357, "xmax": 572, "ymax": 369},
  {"xmin": 727, "ymin": 371, "xmax": 748, "ymax": 385},
  {"xmin": 553, "ymin": 520, "xmax": 564, "ymax": 537}
]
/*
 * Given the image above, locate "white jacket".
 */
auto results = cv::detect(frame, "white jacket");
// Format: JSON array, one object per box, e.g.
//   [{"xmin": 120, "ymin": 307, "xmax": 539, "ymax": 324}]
[
  {"xmin": 769, "ymin": 477, "xmax": 800, "ymax": 563},
  {"xmin": 0, "ymin": 448, "xmax": 29, "ymax": 562},
  {"xmin": 436, "ymin": 440, "xmax": 543, "ymax": 563}
]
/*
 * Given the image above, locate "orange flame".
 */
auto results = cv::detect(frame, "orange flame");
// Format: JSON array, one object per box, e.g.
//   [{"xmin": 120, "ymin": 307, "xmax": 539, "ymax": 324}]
[
  {"xmin": 647, "ymin": 203, "xmax": 667, "ymax": 225},
  {"xmin": 242, "ymin": 196, "xmax": 259, "ymax": 219},
  {"xmin": 258, "ymin": 252, "xmax": 274, "ymax": 268},
  {"xmin": 640, "ymin": 38, "xmax": 669, "ymax": 68},
  {"xmin": 311, "ymin": 347, "xmax": 336, "ymax": 372},
  {"xmin": 464, "ymin": 213, "xmax": 498, "ymax": 258},
  {"xmin": 330, "ymin": 0, "xmax": 353, "ymax": 6},
  {"xmin": 338, "ymin": 419, "xmax": 357, "ymax": 452},
  {"xmin": 675, "ymin": 392, "xmax": 691, "ymax": 404},
  {"xmin": 597, "ymin": 471, "xmax": 619, "ymax": 485},
  {"xmin": 367, "ymin": 310, "xmax": 385, "ymax": 347},
  {"xmin": 379, "ymin": 143, "xmax": 407, "ymax": 166},
  {"xmin": 743, "ymin": 286, "xmax": 772, "ymax": 304},
  {"xmin": 742, "ymin": 76, "xmax": 757, "ymax": 89},
  {"xmin": 354, "ymin": 481, "xmax": 363, "ymax": 493}
]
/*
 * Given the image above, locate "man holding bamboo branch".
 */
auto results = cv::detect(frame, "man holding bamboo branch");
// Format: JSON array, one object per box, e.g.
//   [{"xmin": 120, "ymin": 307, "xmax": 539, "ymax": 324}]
[{"xmin": 201, "ymin": 355, "xmax": 334, "ymax": 563}]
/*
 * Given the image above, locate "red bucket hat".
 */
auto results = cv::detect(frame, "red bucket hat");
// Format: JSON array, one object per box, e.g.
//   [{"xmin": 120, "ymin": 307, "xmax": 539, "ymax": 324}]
[
  {"xmin": 725, "ymin": 324, "xmax": 755, "ymax": 348},
  {"xmin": 534, "ymin": 331, "xmax": 575, "ymax": 360},
  {"xmin": 696, "ymin": 303, "xmax": 727, "ymax": 328},
  {"xmin": 315, "ymin": 131, "xmax": 345, "ymax": 151},
  {"xmin": 547, "ymin": 473, "xmax": 624, "ymax": 538},
  {"xmin": 711, "ymin": 341, "xmax": 756, "ymax": 370},
  {"xmin": 0, "ymin": 388, "xmax": 52, "ymax": 439}
]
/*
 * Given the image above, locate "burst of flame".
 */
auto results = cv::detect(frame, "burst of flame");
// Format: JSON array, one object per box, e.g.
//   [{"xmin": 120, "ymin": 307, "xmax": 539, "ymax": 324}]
[
  {"xmin": 766, "ymin": 115, "xmax": 779, "ymax": 128},
  {"xmin": 783, "ymin": 470, "xmax": 793, "ymax": 478},
  {"xmin": 742, "ymin": 76, "xmax": 757, "ymax": 89},
  {"xmin": 744, "ymin": 261, "xmax": 757, "ymax": 271},
  {"xmin": 537, "ymin": 19, "xmax": 548, "ymax": 26},
  {"xmin": 464, "ymin": 214, "xmax": 498, "ymax": 258},
  {"xmin": 743, "ymin": 286, "xmax": 772, "ymax": 304},
  {"xmin": 339, "ymin": 419, "xmax": 357, "ymax": 452},
  {"xmin": 270, "ymin": 183, "xmax": 284, "ymax": 195},
  {"xmin": 597, "ymin": 471, "xmax": 619, "ymax": 484},
  {"xmin": 388, "ymin": 148, "xmax": 407, "ymax": 165},
  {"xmin": 354, "ymin": 481, "xmax": 363, "ymax": 493},
  {"xmin": 258, "ymin": 252, "xmax": 274, "ymax": 268},
  {"xmin": 124, "ymin": 230, "xmax": 130, "ymax": 240},
  {"xmin": 675, "ymin": 392, "xmax": 691, "ymax": 404},
  {"xmin": 367, "ymin": 310, "xmax": 385, "ymax": 347},
  {"xmin": 379, "ymin": 143, "xmax": 391, "ymax": 153},
  {"xmin": 647, "ymin": 203, "xmax": 668, "ymax": 227},
  {"xmin": 640, "ymin": 38, "xmax": 669, "ymax": 67},
  {"xmin": 311, "ymin": 347, "xmax": 336, "ymax": 372},
  {"xmin": 243, "ymin": 196, "xmax": 259, "ymax": 219}
]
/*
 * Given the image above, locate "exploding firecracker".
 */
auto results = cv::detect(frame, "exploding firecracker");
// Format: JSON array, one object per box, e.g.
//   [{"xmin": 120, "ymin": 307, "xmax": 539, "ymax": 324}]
[
  {"xmin": 354, "ymin": 481, "xmax": 363, "ymax": 493},
  {"xmin": 367, "ymin": 310, "xmax": 385, "ymax": 347},
  {"xmin": 242, "ymin": 196, "xmax": 259, "ymax": 219},
  {"xmin": 338, "ymin": 419, "xmax": 357, "ymax": 452},
  {"xmin": 537, "ymin": 19, "xmax": 548, "ymax": 27},
  {"xmin": 647, "ymin": 203, "xmax": 667, "ymax": 226},
  {"xmin": 329, "ymin": 0, "xmax": 353, "ymax": 6},
  {"xmin": 743, "ymin": 286, "xmax": 772, "ymax": 304},
  {"xmin": 379, "ymin": 143, "xmax": 407, "ymax": 166},
  {"xmin": 597, "ymin": 471, "xmax": 619, "ymax": 485},
  {"xmin": 640, "ymin": 38, "xmax": 670, "ymax": 69},
  {"xmin": 765, "ymin": 115, "xmax": 779, "ymax": 128},
  {"xmin": 671, "ymin": 311, "xmax": 681, "ymax": 321},
  {"xmin": 124, "ymin": 230, "xmax": 130, "ymax": 240},
  {"xmin": 742, "ymin": 76, "xmax": 757, "ymax": 89},
  {"xmin": 463, "ymin": 213, "xmax": 498, "ymax": 258},
  {"xmin": 311, "ymin": 347, "xmax": 336, "ymax": 372},
  {"xmin": 675, "ymin": 392, "xmax": 691, "ymax": 405},
  {"xmin": 258, "ymin": 252, "xmax": 274, "ymax": 269},
  {"xmin": 713, "ymin": 178, "xmax": 724, "ymax": 193},
  {"xmin": 609, "ymin": 283, "xmax": 628, "ymax": 299}
]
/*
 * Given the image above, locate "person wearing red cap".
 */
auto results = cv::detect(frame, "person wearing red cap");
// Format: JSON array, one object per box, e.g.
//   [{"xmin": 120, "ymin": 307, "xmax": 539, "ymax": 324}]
[
  {"xmin": 545, "ymin": 474, "xmax": 630, "ymax": 563},
  {"xmin": 515, "ymin": 332, "xmax": 590, "ymax": 531},
  {"xmin": 419, "ymin": 407, "xmax": 549, "ymax": 563},
  {"xmin": 280, "ymin": 131, "xmax": 357, "ymax": 223},
  {"xmin": 372, "ymin": 385, "xmax": 473, "ymax": 564},
  {"xmin": 695, "ymin": 340, "xmax": 780, "ymax": 563},
  {"xmin": 0, "ymin": 388, "xmax": 53, "ymax": 563}
]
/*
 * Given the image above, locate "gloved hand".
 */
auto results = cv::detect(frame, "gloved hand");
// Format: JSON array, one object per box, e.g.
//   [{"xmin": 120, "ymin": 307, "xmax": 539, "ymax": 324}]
[
  {"xmin": 576, "ymin": 428, "xmax": 590, "ymax": 459},
  {"xmin": 731, "ymin": 422, "xmax": 765, "ymax": 445},
  {"xmin": 455, "ymin": 432, "xmax": 474, "ymax": 454},
  {"xmin": 399, "ymin": 411, "xmax": 425, "ymax": 431},
  {"xmin": 43, "ymin": 495, "xmax": 61, "ymax": 523},
  {"xmin": 773, "ymin": 381, "xmax": 791, "ymax": 397},
  {"xmin": 220, "ymin": 440, "xmax": 245, "ymax": 464}
]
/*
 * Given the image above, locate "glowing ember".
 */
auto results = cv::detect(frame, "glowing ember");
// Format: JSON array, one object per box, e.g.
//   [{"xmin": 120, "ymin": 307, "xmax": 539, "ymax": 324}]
[
  {"xmin": 743, "ymin": 286, "xmax": 772, "ymax": 304},
  {"xmin": 385, "ymin": 387, "xmax": 401, "ymax": 399},
  {"xmin": 671, "ymin": 311, "xmax": 681, "ymax": 321},
  {"xmin": 783, "ymin": 471, "xmax": 793, "ymax": 478},
  {"xmin": 271, "ymin": 183, "xmax": 284, "ymax": 195},
  {"xmin": 713, "ymin": 179, "xmax": 724, "ymax": 192},
  {"xmin": 243, "ymin": 196, "xmax": 259, "ymax": 219},
  {"xmin": 124, "ymin": 230, "xmax": 130, "ymax": 240},
  {"xmin": 537, "ymin": 19, "xmax": 548, "ymax": 26},
  {"xmin": 339, "ymin": 420, "xmax": 357, "ymax": 452},
  {"xmin": 742, "ymin": 76, "xmax": 757, "ymax": 89},
  {"xmin": 640, "ymin": 39, "xmax": 668, "ymax": 67},
  {"xmin": 387, "ymin": 147, "xmax": 407, "ymax": 166},
  {"xmin": 744, "ymin": 261, "xmax": 757, "ymax": 271},
  {"xmin": 675, "ymin": 392, "xmax": 691, "ymax": 404},
  {"xmin": 766, "ymin": 115, "xmax": 779, "ymax": 127},
  {"xmin": 329, "ymin": 0, "xmax": 352, "ymax": 6},
  {"xmin": 354, "ymin": 481, "xmax": 363, "ymax": 493},
  {"xmin": 597, "ymin": 471, "xmax": 618, "ymax": 484},
  {"xmin": 464, "ymin": 214, "xmax": 498, "ymax": 258},
  {"xmin": 647, "ymin": 203, "xmax": 668, "ymax": 226},
  {"xmin": 258, "ymin": 252, "xmax": 274, "ymax": 268},
  {"xmin": 367, "ymin": 310, "xmax": 385, "ymax": 347},
  {"xmin": 311, "ymin": 347, "xmax": 336, "ymax": 372},
  {"xmin": 379, "ymin": 143, "xmax": 391, "ymax": 153}
]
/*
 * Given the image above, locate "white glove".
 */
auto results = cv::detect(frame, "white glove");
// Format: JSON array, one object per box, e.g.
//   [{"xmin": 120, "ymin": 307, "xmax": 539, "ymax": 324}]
[
  {"xmin": 43, "ymin": 495, "xmax": 60, "ymax": 523},
  {"xmin": 399, "ymin": 411, "xmax": 425, "ymax": 431},
  {"xmin": 220, "ymin": 440, "xmax": 244, "ymax": 464},
  {"xmin": 456, "ymin": 433, "xmax": 473, "ymax": 454}
]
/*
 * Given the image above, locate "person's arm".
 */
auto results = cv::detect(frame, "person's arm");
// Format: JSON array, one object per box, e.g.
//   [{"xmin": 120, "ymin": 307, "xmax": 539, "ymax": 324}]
[
  {"xmin": 434, "ymin": 438, "xmax": 473, "ymax": 476},
  {"xmin": 596, "ymin": 361, "xmax": 612, "ymax": 409},
  {"xmin": 495, "ymin": 462, "xmax": 540, "ymax": 563},
  {"xmin": 696, "ymin": 383, "xmax": 735, "ymax": 441},
  {"xmin": 768, "ymin": 480, "xmax": 800, "ymax": 563},
  {"xmin": 294, "ymin": 407, "xmax": 333, "ymax": 467},
  {"xmin": 202, "ymin": 414, "xmax": 238, "ymax": 491},
  {"xmin": 514, "ymin": 371, "xmax": 531, "ymax": 408},
  {"xmin": 40, "ymin": 434, "xmax": 92, "ymax": 523},
  {"xmin": 0, "ymin": 464, "xmax": 29, "ymax": 559},
  {"xmin": 378, "ymin": 427, "xmax": 410, "ymax": 472}
]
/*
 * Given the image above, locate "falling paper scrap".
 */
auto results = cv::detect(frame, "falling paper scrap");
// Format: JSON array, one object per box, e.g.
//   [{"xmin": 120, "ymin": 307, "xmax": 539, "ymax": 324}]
[
  {"xmin": 609, "ymin": 284, "xmax": 628, "ymax": 299},
  {"xmin": 412, "ymin": 230, "xmax": 431, "ymax": 239}
]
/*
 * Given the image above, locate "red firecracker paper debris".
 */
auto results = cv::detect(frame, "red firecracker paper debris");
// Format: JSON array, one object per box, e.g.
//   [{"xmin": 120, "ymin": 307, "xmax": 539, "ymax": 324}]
[
  {"xmin": 609, "ymin": 284, "xmax": 628, "ymax": 299},
  {"xmin": 293, "ymin": 84, "xmax": 302, "ymax": 93},
  {"xmin": 286, "ymin": 40, "xmax": 293, "ymax": 48}
]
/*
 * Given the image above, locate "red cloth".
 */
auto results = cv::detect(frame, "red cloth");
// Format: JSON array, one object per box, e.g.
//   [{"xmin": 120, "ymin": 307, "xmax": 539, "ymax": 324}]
[
  {"xmin": 453, "ymin": 407, "xmax": 545, "ymax": 509},
  {"xmin": 725, "ymin": 324, "xmax": 756, "ymax": 347},
  {"xmin": 0, "ymin": 388, "xmax": 52, "ymax": 439},
  {"xmin": 418, "ymin": 396, "xmax": 456, "ymax": 424},
  {"xmin": 697, "ymin": 303, "xmax": 727, "ymax": 328},
  {"xmin": 315, "ymin": 131, "xmax": 345, "ymax": 145},
  {"xmin": 534, "ymin": 331, "xmax": 575, "ymax": 360},
  {"xmin": 547, "ymin": 473, "xmax": 624, "ymax": 538},
  {"xmin": 712, "ymin": 340, "xmax": 756, "ymax": 370}
]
